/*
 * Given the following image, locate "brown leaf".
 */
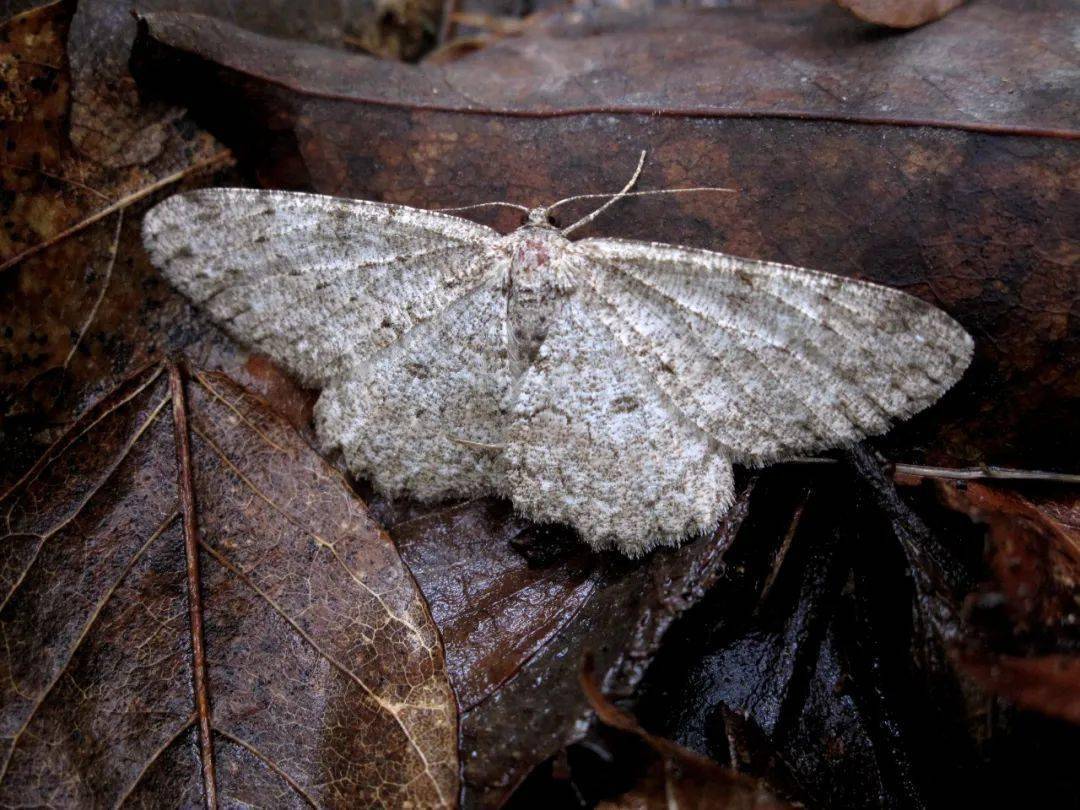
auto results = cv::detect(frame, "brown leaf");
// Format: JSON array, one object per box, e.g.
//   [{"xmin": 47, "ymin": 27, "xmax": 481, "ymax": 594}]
[
  {"xmin": 930, "ymin": 479, "xmax": 1080, "ymax": 724},
  {"xmin": 936, "ymin": 481, "xmax": 1079, "ymax": 633},
  {"xmin": 132, "ymin": 1, "xmax": 1079, "ymax": 471},
  {"xmin": 346, "ymin": 0, "xmax": 444, "ymax": 60},
  {"xmin": 0, "ymin": 363, "xmax": 458, "ymax": 806},
  {"xmin": 391, "ymin": 499, "xmax": 597, "ymax": 710},
  {"xmin": 66, "ymin": 0, "xmax": 418, "ymax": 167},
  {"xmin": 388, "ymin": 486, "xmax": 754, "ymax": 807},
  {"xmin": 581, "ymin": 655, "xmax": 795, "ymax": 810},
  {"xmin": 0, "ymin": 1, "xmax": 228, "ymax": 269},
  {"xmin": 835, "ymin": 0, "xmax": 965, "ymax": 28},
  {"xmin": 0, "ymin": 2, "xmax": 309, "ymax": 492},
  {"xmin": 954, "ymin": 651, "xmax": 1080, "ymax": 726}
]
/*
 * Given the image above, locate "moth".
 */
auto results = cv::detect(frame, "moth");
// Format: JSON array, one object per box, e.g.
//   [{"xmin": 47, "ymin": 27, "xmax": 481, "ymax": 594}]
[{"xmin": 143, "ymin": 156, "xmax": 972, "ymax": 556}]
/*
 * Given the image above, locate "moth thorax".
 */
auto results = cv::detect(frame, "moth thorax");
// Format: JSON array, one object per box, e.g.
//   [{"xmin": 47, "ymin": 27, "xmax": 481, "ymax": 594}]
[{"xmin": 504, "ymin": 234, "xmax": 574, "ymax": 373}]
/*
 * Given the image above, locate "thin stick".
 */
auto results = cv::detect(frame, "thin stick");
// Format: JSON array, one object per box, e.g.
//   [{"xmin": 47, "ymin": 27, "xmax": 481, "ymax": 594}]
[
  {"xmin": 561, "ymin": 150, "xmax": 647, "ymax": 236},
  {"xmin": 0, "ymin": 150, "xmax": 232, "ymax": 273},
  {"xmin": 169, "ymin": 362, "xmax": 218, "ymax": 809},
  {"xmin": 786, "ymin": 456, "xmax": 1080, "ymax": 485},
  {"xmin": 891, "ymin": 463, "xmax": 1080, "ymax": 484}
]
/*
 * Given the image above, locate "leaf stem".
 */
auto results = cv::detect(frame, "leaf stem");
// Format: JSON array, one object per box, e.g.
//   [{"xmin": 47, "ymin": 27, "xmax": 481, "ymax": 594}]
[{"xmin": 169, "ymin": 361, "xmax": 218, "ymax": 810}]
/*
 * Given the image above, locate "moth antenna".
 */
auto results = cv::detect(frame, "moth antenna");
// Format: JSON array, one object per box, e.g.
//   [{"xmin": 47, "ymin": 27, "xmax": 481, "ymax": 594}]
[
  {"xmin": 547, "ymin": 186, "xmax": 738, "ymax": 211},
  {"xmin": 434, "ymin": 201, "xmax": 531, "ymax": 214},
  {"xmin": 548, "ymin": 152, "xmax": 737, "ymax": 235},
  {"xmin": 558, "ymin": 151, "xmax": 647, "ymax": 237}
]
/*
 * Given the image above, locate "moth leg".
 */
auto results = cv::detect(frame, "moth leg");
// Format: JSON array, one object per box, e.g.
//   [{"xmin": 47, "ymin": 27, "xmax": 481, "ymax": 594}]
[{"xmin": 504, "ymin": 297, "xmax": 733, "ymax": 556}]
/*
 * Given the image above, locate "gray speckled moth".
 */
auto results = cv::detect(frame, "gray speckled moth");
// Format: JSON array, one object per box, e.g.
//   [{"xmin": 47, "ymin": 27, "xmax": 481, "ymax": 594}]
[{"xmin": 143, "ymin": 162, "xmax": 972, "ymax": 557}]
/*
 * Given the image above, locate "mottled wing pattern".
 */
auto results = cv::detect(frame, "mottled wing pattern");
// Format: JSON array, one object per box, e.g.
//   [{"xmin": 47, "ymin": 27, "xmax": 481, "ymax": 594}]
[
  {"xmin": 576, "ymin": 238, "xmax": 973, "ymax": 465},
  {"xmin": 142, "ymin": 188, "xmax": 498, "ymax": 387},
  {"xmin": 316, "ymin": 279, "xmax": 513, "ymax": 501},
  {"xmin": 505, "ymin": 295, "xmax": 734, "ymax": 556}
]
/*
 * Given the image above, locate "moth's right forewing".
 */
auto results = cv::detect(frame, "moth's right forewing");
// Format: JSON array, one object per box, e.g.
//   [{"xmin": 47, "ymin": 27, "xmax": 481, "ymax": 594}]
[{"xmin": 142, "ymin": 188, "xmax": 499, "ymax": 387}]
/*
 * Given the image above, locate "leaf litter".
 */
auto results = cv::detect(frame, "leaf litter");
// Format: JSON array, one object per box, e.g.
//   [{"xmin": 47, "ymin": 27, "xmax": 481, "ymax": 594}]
[
  {"xmin": 0, "ymin": 363, "xmax": 458, "ymax": 807},
  {"xmin": 1, "ymin": 0, "xmax": 1077, "ymax": 806}
]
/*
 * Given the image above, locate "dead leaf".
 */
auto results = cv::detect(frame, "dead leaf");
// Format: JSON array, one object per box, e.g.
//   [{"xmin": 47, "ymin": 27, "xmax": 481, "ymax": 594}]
[
  {"xmin": 346, "ymin": 0, "xmax": 444, "ymax": 60},
  {"xmin": 0, "ymin": 363, "xmax": 458, "ymax": 807},
  {"xmin": 383, "ymin": 485, "xmax": 753, "ymax": 806},
  {"xmin": 631, "ymin": 460, "xmax": 1079, "ymax": 808},
  {"xmin": 835, "ymin": 0, "xmax": 965, "ymax": 28},
  {"xmin": 581, "ymin": 655, "xmax": 795, "ymax": 810},
  {"xmin": 952, "ymin": 652, "xmax": 1080, "ymax": 725},
  {"xmin": 390, "ymin": 498, "xmax": 597, "ymax": 711},
  {"xmin": 936, "ymin": 481, "xmax": 1079, "ymax": 633},
  {"xmin": 0, "ymin": 1, "xmax": 228, "ymax": 269},
  {"xmin": 929, "ymin": 480, "xmax": 1080, "ymax": 724},
  {"xmin": 66, "ymin": 0, "xmax": 420, "ymax": 168},
  {"xmin": 132, "ymin": 1, "xmax": 1079, "ymax": 472},
  {"xmin": 0, "ymin": 2, "xmax": 302, "ymax": 493}
]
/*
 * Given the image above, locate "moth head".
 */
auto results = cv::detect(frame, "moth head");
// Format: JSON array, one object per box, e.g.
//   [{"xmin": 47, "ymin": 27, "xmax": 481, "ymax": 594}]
[{"xmin": 526, "ymin": 207, "xmax": 557, "ymax": 228}]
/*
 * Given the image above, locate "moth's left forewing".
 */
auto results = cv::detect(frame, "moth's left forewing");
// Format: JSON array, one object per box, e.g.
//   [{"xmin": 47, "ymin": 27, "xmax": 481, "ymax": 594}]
[{"xmin": 574, "ymin": 237, "xmax": 973, "ymax": 465}]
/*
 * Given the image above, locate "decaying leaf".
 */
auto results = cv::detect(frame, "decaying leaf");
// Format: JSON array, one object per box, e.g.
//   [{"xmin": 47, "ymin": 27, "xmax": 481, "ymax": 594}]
[
  {"xmin": 835, "ymin": 0, "xmax": 965, "ymax": 28},
  {"xmin": 0, "ymin": 363, "xmax": 458, "ymax": 807},
  {"xmin": 390, "ymin": 499, "xmax": 597, "ymax": 710},
  {"xmin": 0, "ymin": 1, "xmax": 227, "ymax": 267},
  {"xmin": 581, "ymin": 656, "xmax": 795, "ymax": 810},
  {"xmin": 930, "ymin": 480, "xmax": 1080, "ymax": 724},
  {"xmin": 935, "ymin": 481, "xmax": 1078, "ymax": 634},
  {"xmin": 66, "ymin": 0, "xmax": 429, "ymax": 167},
  {"xmin": 383, "ymin": 484, "xmax": 753, "ymax": 806},
  {"xmin": 346, "ymin": 0, "xmax": 444, "ymax": 60},
  {"xmin": 0, "ymin": 0, "xmax": 443, "ymax": 488},
  {"xmin": 0, "ymin": 1, "xmax": 252, "ymax": 493}
]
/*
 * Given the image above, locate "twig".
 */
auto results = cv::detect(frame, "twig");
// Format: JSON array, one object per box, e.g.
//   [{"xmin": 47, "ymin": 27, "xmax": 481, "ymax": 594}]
[
  {"xmin": 757, "ymin": 490, "xmax": 809, "ymax": 606},
  {"xmin": 785, "ymin": 457, "xmax": 1080, "ymax": 485},
  {"xmin": 0, "ymin": 150, "xmax": 232, "ymax": 273}
]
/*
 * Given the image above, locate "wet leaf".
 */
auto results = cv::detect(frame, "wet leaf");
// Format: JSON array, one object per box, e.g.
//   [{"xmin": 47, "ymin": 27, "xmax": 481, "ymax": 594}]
[
  {"xmin": 390, "ymin": 498, "xmax": 597, "ymax": 711},
  {"xmin": 132, "ymin": 0, "xmax": 1079, "ymax": 472},
  {"xmin": 581, "ymin": 656, "xmax": 795, "ymax": 810},
  {"xmin": 0, "ymin": 363, "xmax": 458, "ymax": 807},
  {"xmin": 383, "ymin": 485, "xmax": 753, "ymax": 807},
  {"xmin": 835, "ymin": 0, "xmax": 965, "ymax": 28},
  {"xmin": 633, "ymin": 464, "xmax": 1003, "ymax": 807},
  {"xmin": 929, "ymin": 480, "xmax": 1080, "ymax": 724},
  {"xmin": 634, "ymin": 456, "xmax": 1080, "ymax": 808}
]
